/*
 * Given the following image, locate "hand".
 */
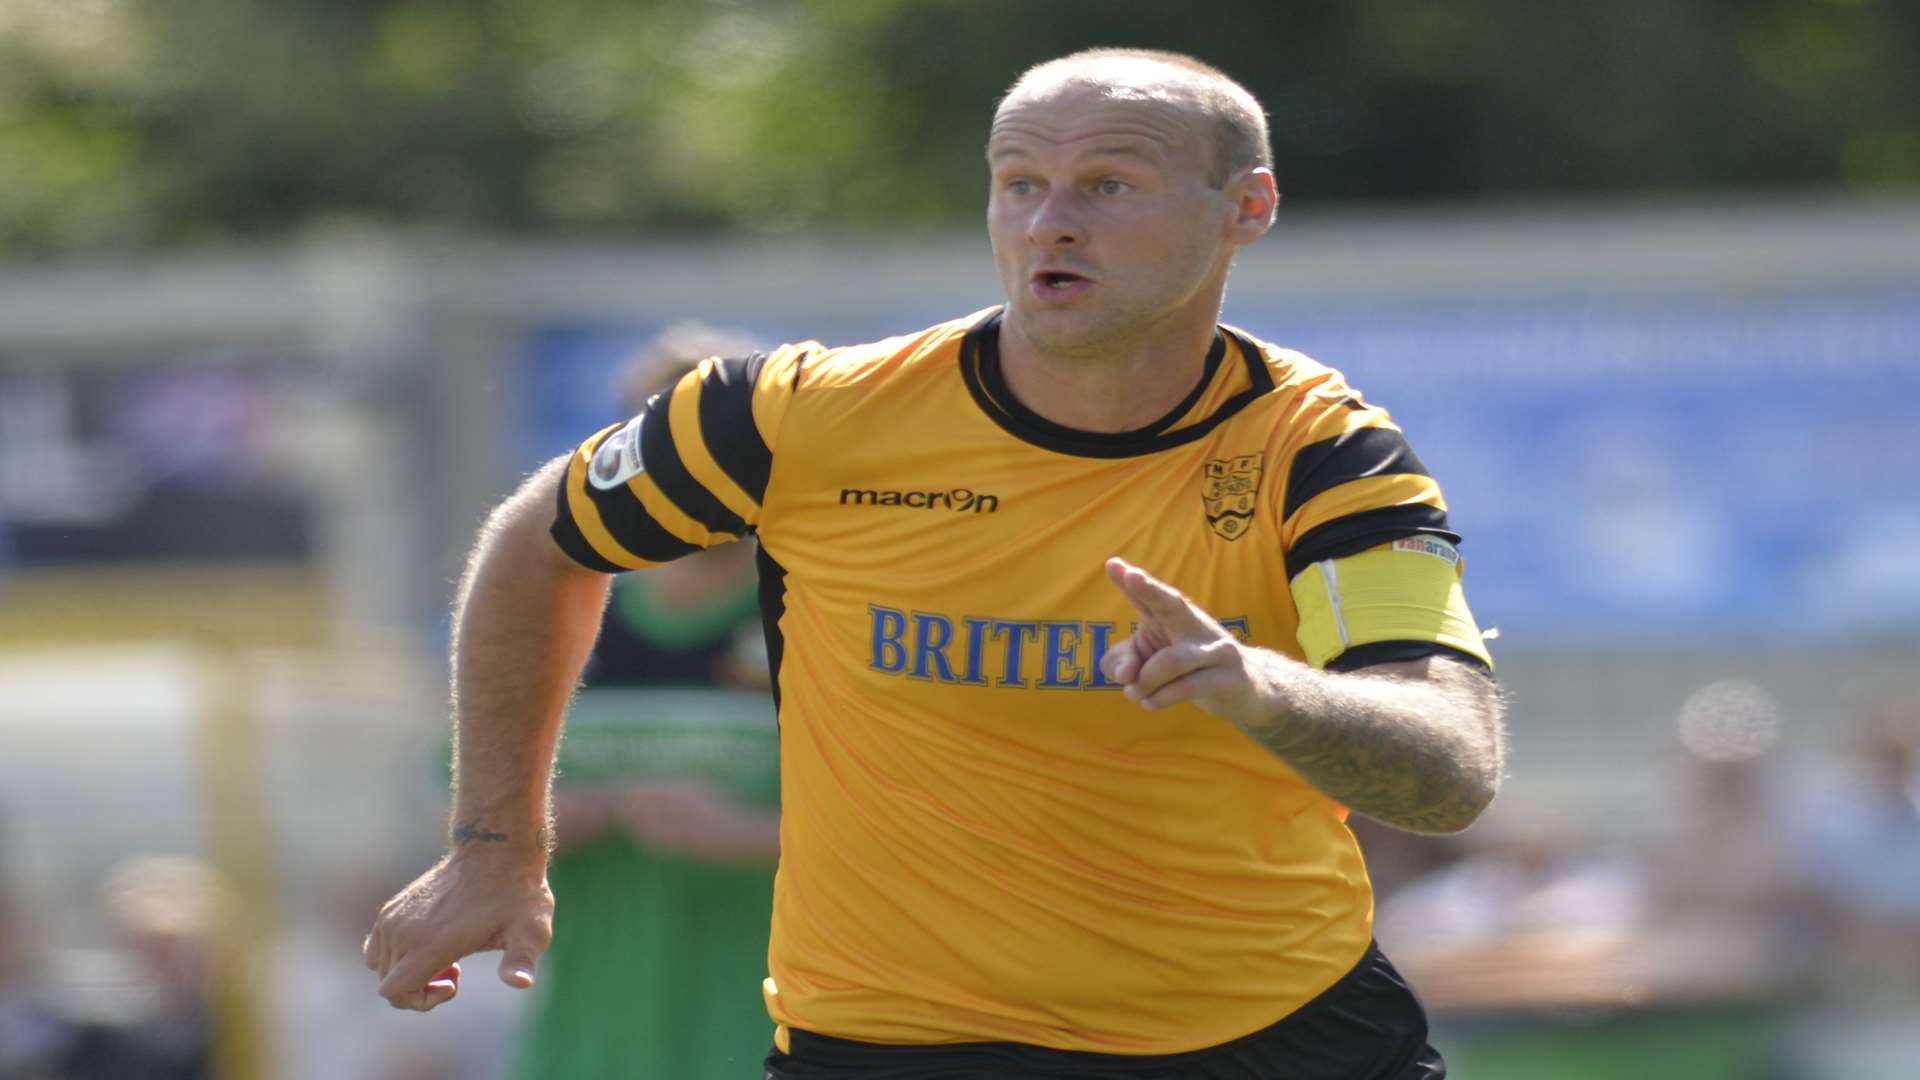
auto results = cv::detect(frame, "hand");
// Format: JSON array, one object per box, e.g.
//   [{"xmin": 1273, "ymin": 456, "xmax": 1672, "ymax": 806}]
[
  {"xmin": 616, "ymin": 778, "xmax": 780, "ymax": 862},
  {"xmin": 1098, "ymin": 556, "xmax": 1277, "ymax": 729},
  {"xmin": 363, "ymin": 853, "xmax": 554, "ymax": 1011}
]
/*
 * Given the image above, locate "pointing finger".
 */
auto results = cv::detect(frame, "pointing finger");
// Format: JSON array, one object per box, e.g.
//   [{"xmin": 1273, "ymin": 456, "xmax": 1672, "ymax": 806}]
[{"xmin": 1104, "ymin": 558, "xmax": 1220, "ymax": 638}]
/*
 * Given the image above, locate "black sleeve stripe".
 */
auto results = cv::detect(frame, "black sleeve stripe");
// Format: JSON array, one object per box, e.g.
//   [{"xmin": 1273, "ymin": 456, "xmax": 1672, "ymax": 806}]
[
  {"xmin": 639, "ymin": 383, "xmax": 749, "ymax": 538},
  {"xmin": 550, "ymin": 468, "xmax": 626, "ymax": 573},
  {"xmin": 1284, "ymin": 426, "xmax": 1432, "ymax": 521},
  {"xmin": 582, "ymin": 480, "xmax": 704, "ymax": 563},
  {"xmin": 1285, "ymin": 503, "xmax": 1458, "ymax": 580},
  {"xmin": 699, "ymin": 353, "xmax": 774, "ymax": 505},
  {"xmin": 1326, "ymin": 640, "xmax": 1492, "ymax": 675}
]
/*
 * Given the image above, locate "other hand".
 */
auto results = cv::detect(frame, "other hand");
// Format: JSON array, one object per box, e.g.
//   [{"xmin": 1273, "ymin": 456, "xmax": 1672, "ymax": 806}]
[{"xmin": 362, "ymin": 853, "xmax": 554, "ymax": 1011}]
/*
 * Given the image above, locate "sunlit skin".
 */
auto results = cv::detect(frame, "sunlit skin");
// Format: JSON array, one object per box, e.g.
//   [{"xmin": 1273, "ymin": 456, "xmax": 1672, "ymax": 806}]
[{"xmin": 986, "ymin": 81, "xmax": 1278, "ymax": 433}]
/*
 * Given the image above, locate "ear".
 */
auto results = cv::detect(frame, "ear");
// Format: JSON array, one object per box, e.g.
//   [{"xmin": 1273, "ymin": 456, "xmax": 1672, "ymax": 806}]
[{"xmin": 1225, "ymin": 166, "xmax": 1279, "ymax": 245}]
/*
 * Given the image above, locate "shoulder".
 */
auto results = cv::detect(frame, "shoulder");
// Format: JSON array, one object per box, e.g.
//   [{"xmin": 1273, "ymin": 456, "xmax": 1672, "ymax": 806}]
[
  {"xmin": 769, "ymin": 310, "xmax": 989, "ymax": 394},
  {"xmin": 1225, "ymin": 325, "xmax": 1363, "ymax": 409},
  {"xmin": 1222, "ymin": 324, "xmax": 1400, "ymax": 445},
  {"xmin": 748, "ymin": 311, "xmax": 987, "ymax": 449}
]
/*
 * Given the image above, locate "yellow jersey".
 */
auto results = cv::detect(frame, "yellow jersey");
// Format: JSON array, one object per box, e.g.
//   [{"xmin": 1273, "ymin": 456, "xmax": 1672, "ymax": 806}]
[{"xmin": 552, "ymin": 308, "xmax": 1491, "ymax": 1054}]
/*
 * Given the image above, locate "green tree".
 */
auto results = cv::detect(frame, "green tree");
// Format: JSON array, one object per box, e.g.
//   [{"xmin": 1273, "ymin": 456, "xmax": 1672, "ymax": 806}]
[{"xmin": 1, "ymin": 0, "xmax": 1915, "ymax": 254}]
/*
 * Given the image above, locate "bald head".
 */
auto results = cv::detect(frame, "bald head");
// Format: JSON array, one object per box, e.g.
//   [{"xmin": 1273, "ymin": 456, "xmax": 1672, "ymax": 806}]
[{"xmin": 996, "ymin": 49, "xmax": 1271, "ymax": 189}]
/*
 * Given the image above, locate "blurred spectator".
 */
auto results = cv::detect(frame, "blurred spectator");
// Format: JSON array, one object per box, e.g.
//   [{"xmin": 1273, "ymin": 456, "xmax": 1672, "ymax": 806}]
[
  {"xmin": 69, "ymin": 855, "xmax": 224, "ymax": 1080},
  {"xmin": 505, "ymin": 323, "xmax": 780, "ymax": 1080},
  {"xmin": 1641, "ymin": 745, "xmax": 1820, "ymax": 1004},
  {"xmin": 1378, "ymin": 685, "xmax": 1839, "ymax": 1079},
  {"xmin": 1793, "ymin": 696, "xmax": 1920, "ymax": 1001},
  {"xmin": 1769, "ymin": 694, "xmax": 1920, "ymax": 1079},
  {"xmin": 1374, "ymin": 810, "xmax": 1647, "ymax": 1012},
  {"xmin": 0, "ymin": 859, "xmax": 101, "ymax": 1079}
]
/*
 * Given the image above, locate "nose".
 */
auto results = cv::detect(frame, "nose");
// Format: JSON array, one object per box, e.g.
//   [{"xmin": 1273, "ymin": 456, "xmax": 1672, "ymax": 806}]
[{"xmin": 1026, "ymin": 188, "xmax": 1084, "ymax": 248}]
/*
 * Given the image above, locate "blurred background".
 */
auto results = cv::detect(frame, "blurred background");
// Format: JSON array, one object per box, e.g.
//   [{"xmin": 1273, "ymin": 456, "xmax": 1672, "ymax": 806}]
[{"xmin": 2, "ymin": 1, "xmax": 1917, "ymax": 1077}]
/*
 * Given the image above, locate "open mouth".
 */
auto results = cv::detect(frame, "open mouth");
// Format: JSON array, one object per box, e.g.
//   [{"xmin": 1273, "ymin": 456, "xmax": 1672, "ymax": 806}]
[{"xmin": 1032, "ymin": 270, "xmax": 1093, "ymax": 296}]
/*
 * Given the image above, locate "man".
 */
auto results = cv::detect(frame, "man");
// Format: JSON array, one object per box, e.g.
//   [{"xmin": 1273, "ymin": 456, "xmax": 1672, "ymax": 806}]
[{"xmin": 367, "ymin": 48, "xmax": 1504, "ymax": 1080}]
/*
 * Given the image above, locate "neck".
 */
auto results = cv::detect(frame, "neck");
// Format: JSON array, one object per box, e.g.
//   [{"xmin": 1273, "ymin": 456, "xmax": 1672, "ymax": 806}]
[{"xmin": 997, "ymin": 307, "xmax": 1222, "ymax": 433}]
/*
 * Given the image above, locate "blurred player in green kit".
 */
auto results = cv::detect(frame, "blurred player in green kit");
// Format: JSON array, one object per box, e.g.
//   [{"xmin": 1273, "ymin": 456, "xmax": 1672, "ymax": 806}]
[{"xmin": 507, "ymin": 323, "xmax": 780, "ymax": 1080}]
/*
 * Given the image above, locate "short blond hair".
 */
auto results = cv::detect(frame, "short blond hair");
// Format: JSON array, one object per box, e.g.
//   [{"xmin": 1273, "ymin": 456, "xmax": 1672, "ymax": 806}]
[{"xmin": 998, "ymin": 49, "xmax": 1272, "ymax": 188}]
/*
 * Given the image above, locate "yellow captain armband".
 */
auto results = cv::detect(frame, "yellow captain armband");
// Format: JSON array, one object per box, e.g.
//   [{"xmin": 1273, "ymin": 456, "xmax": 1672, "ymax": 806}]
[{"xmin": 1288, "ymin": 536, "xmax": 1494, "ymax": 672}]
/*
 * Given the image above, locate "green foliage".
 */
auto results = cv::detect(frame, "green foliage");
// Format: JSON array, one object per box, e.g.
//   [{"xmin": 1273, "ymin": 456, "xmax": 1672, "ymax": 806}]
[{"xmin": 0, "ymin": 0, "xmax": 1915, "ymax": 254}]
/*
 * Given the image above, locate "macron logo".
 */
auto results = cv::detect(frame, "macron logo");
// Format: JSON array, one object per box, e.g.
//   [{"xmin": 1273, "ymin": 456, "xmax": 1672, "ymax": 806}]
[{"xmin": 839, "ymin": 487, "xmax": 1000, "ymax": 514}]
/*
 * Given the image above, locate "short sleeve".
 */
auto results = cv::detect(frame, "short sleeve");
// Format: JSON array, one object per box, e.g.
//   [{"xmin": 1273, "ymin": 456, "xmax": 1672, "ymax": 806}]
[
  {"xmin": 1277, "ymin": 381, "xmax": 1491, "ymax": 672},
  {"xmin": 1277, "ymin": 390, "xmax": 1457, "ymax": 581},
  {"xmin": 550, "ymin": 345, "xmax": 809, "ymax": 571}
]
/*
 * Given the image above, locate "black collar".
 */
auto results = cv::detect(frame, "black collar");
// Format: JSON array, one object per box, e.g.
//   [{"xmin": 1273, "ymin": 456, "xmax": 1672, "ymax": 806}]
[{"xmin": 958, "ymin": 308, "xmax": 1275, "ymax": 459}]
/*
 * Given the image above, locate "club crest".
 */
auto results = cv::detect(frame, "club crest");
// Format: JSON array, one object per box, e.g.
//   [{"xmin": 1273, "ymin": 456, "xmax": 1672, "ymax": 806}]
[{"xmin": 1201, "ymin": 452, "xmax": 1263, "ymax": 541}]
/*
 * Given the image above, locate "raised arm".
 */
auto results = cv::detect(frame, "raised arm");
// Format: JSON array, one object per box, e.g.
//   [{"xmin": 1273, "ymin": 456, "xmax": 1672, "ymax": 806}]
[
  {"xmin": 364, "ymin": 457, "xmax": 613, "ymax": 1010},
  {"xmin": 1100, "ymin": 557, "xmax": 1505, "ymax": 834}
]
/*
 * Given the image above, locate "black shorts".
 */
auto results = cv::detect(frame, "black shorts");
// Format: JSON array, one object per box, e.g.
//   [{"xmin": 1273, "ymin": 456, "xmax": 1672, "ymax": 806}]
[{"xmin": 762, "ymin": 942, "xmax": 1444, "ymax": 1079}]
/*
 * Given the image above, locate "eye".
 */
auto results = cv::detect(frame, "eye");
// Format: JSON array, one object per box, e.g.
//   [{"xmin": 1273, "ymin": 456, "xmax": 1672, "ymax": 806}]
[
  {"xmin": 1096, "ymin": 179, "xmax": 1131, "ymax": 196},
  {"xmin": 1003, "ymin": 178, "xmax": 1038, "ymax": 196}
]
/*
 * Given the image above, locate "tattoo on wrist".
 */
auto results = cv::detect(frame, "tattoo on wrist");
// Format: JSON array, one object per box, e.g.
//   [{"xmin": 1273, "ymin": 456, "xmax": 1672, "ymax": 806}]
[{"xmin": 453, "ymin": 818, "xmax": 510, "ymax": 845}]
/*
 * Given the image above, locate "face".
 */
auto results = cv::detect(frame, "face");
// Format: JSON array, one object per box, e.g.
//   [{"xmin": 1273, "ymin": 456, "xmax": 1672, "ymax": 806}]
[{"xmin": 986, "ymin": 85, "xmax": 1262, "ymax": 357}]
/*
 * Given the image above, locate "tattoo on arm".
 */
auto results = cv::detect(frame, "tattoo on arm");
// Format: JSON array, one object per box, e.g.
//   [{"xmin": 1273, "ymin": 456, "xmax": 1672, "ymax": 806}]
[
  {"xmin": 1248, "ymin": 659, "xmax": 1503, "ymax": 834},
  {"xmin": 453, "ymin": 818, "xmax": 510, "ymax": 845},
  {"xmin": 1252, "ymin": 714, "xmax": 1481, "ymax": 833}
]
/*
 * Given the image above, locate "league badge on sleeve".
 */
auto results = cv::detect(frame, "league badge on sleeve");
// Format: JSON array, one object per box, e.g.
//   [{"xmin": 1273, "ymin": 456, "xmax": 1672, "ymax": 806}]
[
  {"xmin": 1202, "ymin": 452, "xmax": 1263, "ymax": 540},
  {"xmin": 589, "ymin": 415, "xmax": 647, "ymax": 491}
]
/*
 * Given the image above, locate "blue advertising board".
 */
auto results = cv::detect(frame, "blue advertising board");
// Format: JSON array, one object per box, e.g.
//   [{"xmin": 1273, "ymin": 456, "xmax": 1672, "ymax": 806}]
[{"xmin": 1239, "ymin": 289, "xmax": 1920, "ymax": 652}]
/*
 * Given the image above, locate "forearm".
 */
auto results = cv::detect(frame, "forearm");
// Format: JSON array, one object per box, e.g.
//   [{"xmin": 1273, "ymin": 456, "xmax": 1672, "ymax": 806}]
[
  {"xmin": 449, "ymin": 458, "xmax": 612, "ymax": 864},
  {"xmin": 1238, "ymin": 653, "xmax": 1505, "ymax": 834}
]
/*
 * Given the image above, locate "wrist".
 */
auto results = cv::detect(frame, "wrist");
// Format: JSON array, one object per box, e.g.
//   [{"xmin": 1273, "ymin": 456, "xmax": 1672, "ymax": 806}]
[
  {"xmin": 448, "ymin": 811, "xmax": 554, "ymax": 865},
  {"xmin": 445, "ymin": 840, "xmax": 551, "ymax": 881}
]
